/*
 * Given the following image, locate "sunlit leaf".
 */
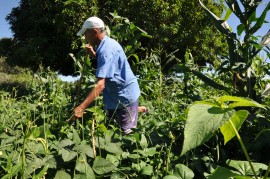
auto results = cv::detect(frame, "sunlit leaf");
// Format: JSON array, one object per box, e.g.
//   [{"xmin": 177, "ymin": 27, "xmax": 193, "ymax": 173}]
[
  {"xmin": 54, "ymin": 170, "xmax": 71, "ymax": 179},
  {"xmin": 220, "ymin": 110, "xmax": 249, "ymax": 144},
  {"xmin": 181, "ymin": 103, "xmax": 235, "ymax": 156},
  {"xmin": 218, "ymin": 96, "xmax": 265, "ymax": 109},
  {"xmin": 140, "ymin": 165, "xmax": 153, "ymax": 176}
]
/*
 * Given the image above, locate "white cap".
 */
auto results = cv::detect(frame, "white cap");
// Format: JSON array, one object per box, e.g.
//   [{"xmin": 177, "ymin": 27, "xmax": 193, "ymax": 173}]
[{"xmin": 77, "ymin": 17, "xmax": 105, "ymax": 36}]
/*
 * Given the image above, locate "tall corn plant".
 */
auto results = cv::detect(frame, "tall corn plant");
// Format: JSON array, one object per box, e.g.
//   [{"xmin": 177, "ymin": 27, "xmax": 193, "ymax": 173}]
[{"xmin": 197, "ymin": 0, "xmax": 270, "ymax": 100}]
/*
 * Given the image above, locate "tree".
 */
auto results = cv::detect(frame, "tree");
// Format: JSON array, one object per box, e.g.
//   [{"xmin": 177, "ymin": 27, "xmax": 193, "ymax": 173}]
[
  {"xmin": 6, "ymin": 0, "xmax": 228, "ymax": 74},
  {"xmin": 98, "ymin": 0, "xmax": 228, "ymax": 69},
  {"xmin": 195, "ymin": 0, "xmax": 270, "ymax": 101},
  {"xmin": 6, "ymin": 0, "xmax": 98, "ymax": 75}
]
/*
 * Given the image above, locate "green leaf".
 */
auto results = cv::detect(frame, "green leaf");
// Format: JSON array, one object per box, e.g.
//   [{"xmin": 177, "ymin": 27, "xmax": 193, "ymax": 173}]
[
  {"xmin": 227, "ymin": 160, "xmax": 268, "ymax": 176},
  {"xmin": 237, "ymin": 24, "xmax": 244, "ymax": 36},
  {"xmin": 220, "ymin": 110, "xmax": 249, "ymax": 144},
  {"xmin": 223, "ymin": 8, "xmax": 232, "ymax": 21},
  {"xmin": 199, "ymin": 0, "xmax": 233, "ymax": 37},
  {"xmin": 54, "ymin": 170, "xmax": 71, "ymax": 179},
  {"xmin": 75, "ymin": 155, "xmax": 95, "ymax": 179},
  {"xmin": 207, "ymin": 166, "xmax": 240, "ymax": 179},
  {"xmin": 110, "ymin": 172, "xmax": 126, "ymax": 179},
  {"xmin": 218, "ymin": 95, "xmax": 265, "ymax": 109},
  {"xmin": 181, "ymin": 103, "xmax": 235, "ymax": 156},
  {"xmin": 104, "ymin": 142, "xmax": 123, "ymax": 155},
  {"xmin": 174, "ymin": 164, "xmax": 194, "ymax": 179},
  {"xmin": 61, "ymin": 148, "xmax": 77, "ymax": 162},
  {"xmin": 33, "ymin": 165, "xmax": 49, "ymax": 179},
  {"xmin": 72, "ymin": 126, "xmax": 81, "ymax": 145},
  {"xmin": 140, "ymin": 147, "xmax": 156, "ymax": 157},
  {"xmin": 74, "ymin": 141, "xmax": 94, "ymax": 158},
  {"xmin": 163, "ymin": 175, "xmax": 180, "ymax": 179},
  {"xmin": 140, "ymin": 165, "xmax": 153, "ymax": 176},
  {"xmin": 106, "ymin": 154, "xmax": 119, "ymax": 167},
  {"xmin": 249, "ymin": 1, "xmax": 270, "ymax": 34},
  {"xmin": 140, "ymin": 133, "xmax": 148, "ymax": 149},
  {"xmin": 59, "ymin": 139, "xmax": 74, "ymax": 147},
  {"xmin": 93, "ymin": 156, "xmax": 116, "ymax": 175}
]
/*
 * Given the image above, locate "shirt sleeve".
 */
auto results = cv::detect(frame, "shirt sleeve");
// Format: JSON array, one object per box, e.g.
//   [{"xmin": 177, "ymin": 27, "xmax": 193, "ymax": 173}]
[{"xmin": 96, "ymin": 51, "xmax": 116, "ymax": 79}]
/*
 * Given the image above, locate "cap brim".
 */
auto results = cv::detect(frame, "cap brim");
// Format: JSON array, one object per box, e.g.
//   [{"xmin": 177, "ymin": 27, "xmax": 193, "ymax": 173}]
[{"xmin": 77, "ymin": 28, "xmax": 86, "ymax": 36}]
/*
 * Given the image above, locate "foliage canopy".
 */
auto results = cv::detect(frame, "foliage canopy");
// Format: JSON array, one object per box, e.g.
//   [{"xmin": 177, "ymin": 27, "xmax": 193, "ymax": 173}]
[{"xmin": 6, "ymin": 0, "xmax": 228, "ymax": 74}]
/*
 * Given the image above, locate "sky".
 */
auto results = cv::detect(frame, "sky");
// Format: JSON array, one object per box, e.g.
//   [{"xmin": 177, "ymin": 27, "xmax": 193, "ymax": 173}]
[
  {"xmin": 1, "ymin": 0, "xmax": 269, "ymax": 38},
  {"xmin": 0, "ymin": 0, "xmax": 20, "ymax": 38}
]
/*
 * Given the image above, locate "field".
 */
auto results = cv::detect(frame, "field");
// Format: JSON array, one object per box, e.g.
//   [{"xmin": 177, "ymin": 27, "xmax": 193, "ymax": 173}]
[{"xmin": 1, "ymin": 55, "xmax": 270, "ymax": 179}]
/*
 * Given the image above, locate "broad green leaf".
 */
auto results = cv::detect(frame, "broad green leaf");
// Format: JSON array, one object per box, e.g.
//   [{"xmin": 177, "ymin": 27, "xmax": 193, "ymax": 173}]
[
  {"xmin": 140, "ymin": 165, "xmax": 153, "ymax": 176},
  {"xmin": 220, "ymin": 110, "xmax": 249, "ymax": 144},
  {"xmin": 139, "ymin": 147, "xmax": 156, "ymax": 157},
  {"xmin": 72, "ymin": 126, "xmax": 81, "ymax": 145},
  {"xmin": 233, "ymin": 176, "xmax": 253, "ymax": 179},
  {"xmin": 59, "ymin": 139, "xmax": 74, "ymax": 147},
  {"xmin": 132, "ymin": 160, "xmax": 146, "ymax": 171},
  {"xmin": 61, "ymin": 149, "xmax": 77, "ymax": 162},
  {"xmin": 106, "ymin": 154, "xmax": 119, "ymax": 167},
  {"xmin": 75, "ymin": 155, "xmax": 95, "ymax": 179},
  {"xmin": 74, "ymin": 174, "xmax": 88, "ymax": 179},
  {"xmin": 110, "ymin": 172, "xmax": 126, "ymax": 179},
  {"xmin": 218, "ymin": 96, "xmax": 265, "ymax": 109},
  {"xmin": 74, "ymin": 142, "xmax": 94, "ymax": 158},
  {"xmin": 104, "ymin": 142, "xmax": 123, "ymax": 155},
  {"xmin": 140, "ymin": 133, "xmax": 148, "ymax": 149},
  {"xmin": 163, "ymin": 176, "xmax": 180, "ymax": 179},
  {"xmin": 181, "ymin": 103, "xmax": 235, "ymax": 156},
  {"xmin": 174, "ymin": 164, "xmax": 194, "ymax": 179},
  {"xmin": 227, "ymin": 160, "xmax": 268, "ymax": 175},
  {"xmin": 54, "ymin": 170, "xmax": 71, "ymax": 179},
  {"xmin": 207, "ymin": 166, "xmax": 240, "ymax": 179},
  {"xmin": 93, "ymin": 156, "xmax": 116, "ymax": 175}
]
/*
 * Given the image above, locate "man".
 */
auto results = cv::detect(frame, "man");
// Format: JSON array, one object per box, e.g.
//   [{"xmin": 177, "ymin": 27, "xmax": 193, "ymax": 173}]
[{"xmin": 73, "ymin": 16, "xmax": 146, "ymax": 134}]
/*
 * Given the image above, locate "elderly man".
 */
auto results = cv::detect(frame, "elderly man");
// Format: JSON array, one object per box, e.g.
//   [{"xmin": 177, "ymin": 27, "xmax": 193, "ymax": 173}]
[{"xmin": 73, "ymin": 16, "xmax": 147, "ymax": 134}]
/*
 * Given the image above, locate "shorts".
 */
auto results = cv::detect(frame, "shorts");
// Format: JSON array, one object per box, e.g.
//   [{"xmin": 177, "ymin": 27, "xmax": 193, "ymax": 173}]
[{"xmin": 106, "ymin": 100, "xmax": 138, "ymax": 134}]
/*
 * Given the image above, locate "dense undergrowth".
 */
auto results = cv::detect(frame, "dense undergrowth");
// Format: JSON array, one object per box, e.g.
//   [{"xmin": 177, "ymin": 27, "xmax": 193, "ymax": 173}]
[{"xmin": 1, "ymin": 51, "xmax": 270, "ymax": 178}]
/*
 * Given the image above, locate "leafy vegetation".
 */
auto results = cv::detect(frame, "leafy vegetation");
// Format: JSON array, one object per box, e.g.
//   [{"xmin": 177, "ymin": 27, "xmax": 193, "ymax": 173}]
[
  {"xmin": 5, "ymin": 0, "xmax": 227, "ymax": 75},
  {"xmin": 1, "ymin": 0, "xmax": 270, "ymax": 178}
]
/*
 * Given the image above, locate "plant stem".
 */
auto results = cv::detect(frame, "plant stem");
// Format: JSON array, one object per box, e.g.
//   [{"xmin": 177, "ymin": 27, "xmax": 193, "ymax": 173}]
[
  {"xmin": 263, "ymin": 162, "xmax": 270, "ymax": 179},
  {"xmin": 229, "ymin": 119, "xmax": 258, "ymax": 179},
  {"xmin": 92, "ymin": 118, "xmax": 96, "ymax": 158}
]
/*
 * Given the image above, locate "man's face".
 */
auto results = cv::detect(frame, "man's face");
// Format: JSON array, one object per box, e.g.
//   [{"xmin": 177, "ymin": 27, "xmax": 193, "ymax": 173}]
[{"xmin": 84, "ymin": 29, "xmax": 96, "ymax": 45}]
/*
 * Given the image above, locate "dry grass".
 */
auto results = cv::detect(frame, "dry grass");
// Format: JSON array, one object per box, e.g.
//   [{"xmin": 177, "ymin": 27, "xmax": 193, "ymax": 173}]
[{"xmin": 0, "ymin": 57, "xmax": 33, "ymax": 95}]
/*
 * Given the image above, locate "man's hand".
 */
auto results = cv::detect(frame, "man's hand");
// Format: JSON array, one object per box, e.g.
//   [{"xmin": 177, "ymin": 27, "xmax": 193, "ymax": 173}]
[
  {"xmin": 73, "ymin": 106, "xmax": 85, "ymax": 118},
  {"xmin": 66, "ymin": 106, "xmax": 85, "ymax": 122},
  {"xmin": 85, "ymin": 44, "xmax": 96, "ymax": 57}
]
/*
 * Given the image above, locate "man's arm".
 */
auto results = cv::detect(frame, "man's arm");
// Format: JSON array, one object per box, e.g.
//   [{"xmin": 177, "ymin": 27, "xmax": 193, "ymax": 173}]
[{"xmin": 73, "ymin": 78, "xmax": 105, "ymax": 118}]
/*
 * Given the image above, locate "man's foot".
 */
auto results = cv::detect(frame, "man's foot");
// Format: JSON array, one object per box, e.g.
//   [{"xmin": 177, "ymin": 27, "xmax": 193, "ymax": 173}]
[{"xmin": 138, "ymin": 106, "xmax": 149, "ymax": 113}]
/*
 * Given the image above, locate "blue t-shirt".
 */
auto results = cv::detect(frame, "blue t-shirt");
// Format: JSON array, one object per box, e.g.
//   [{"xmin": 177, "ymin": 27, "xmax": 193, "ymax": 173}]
[{"xmin": 95, "ymin": 35, "xmax": 140, "ymax": 109}]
